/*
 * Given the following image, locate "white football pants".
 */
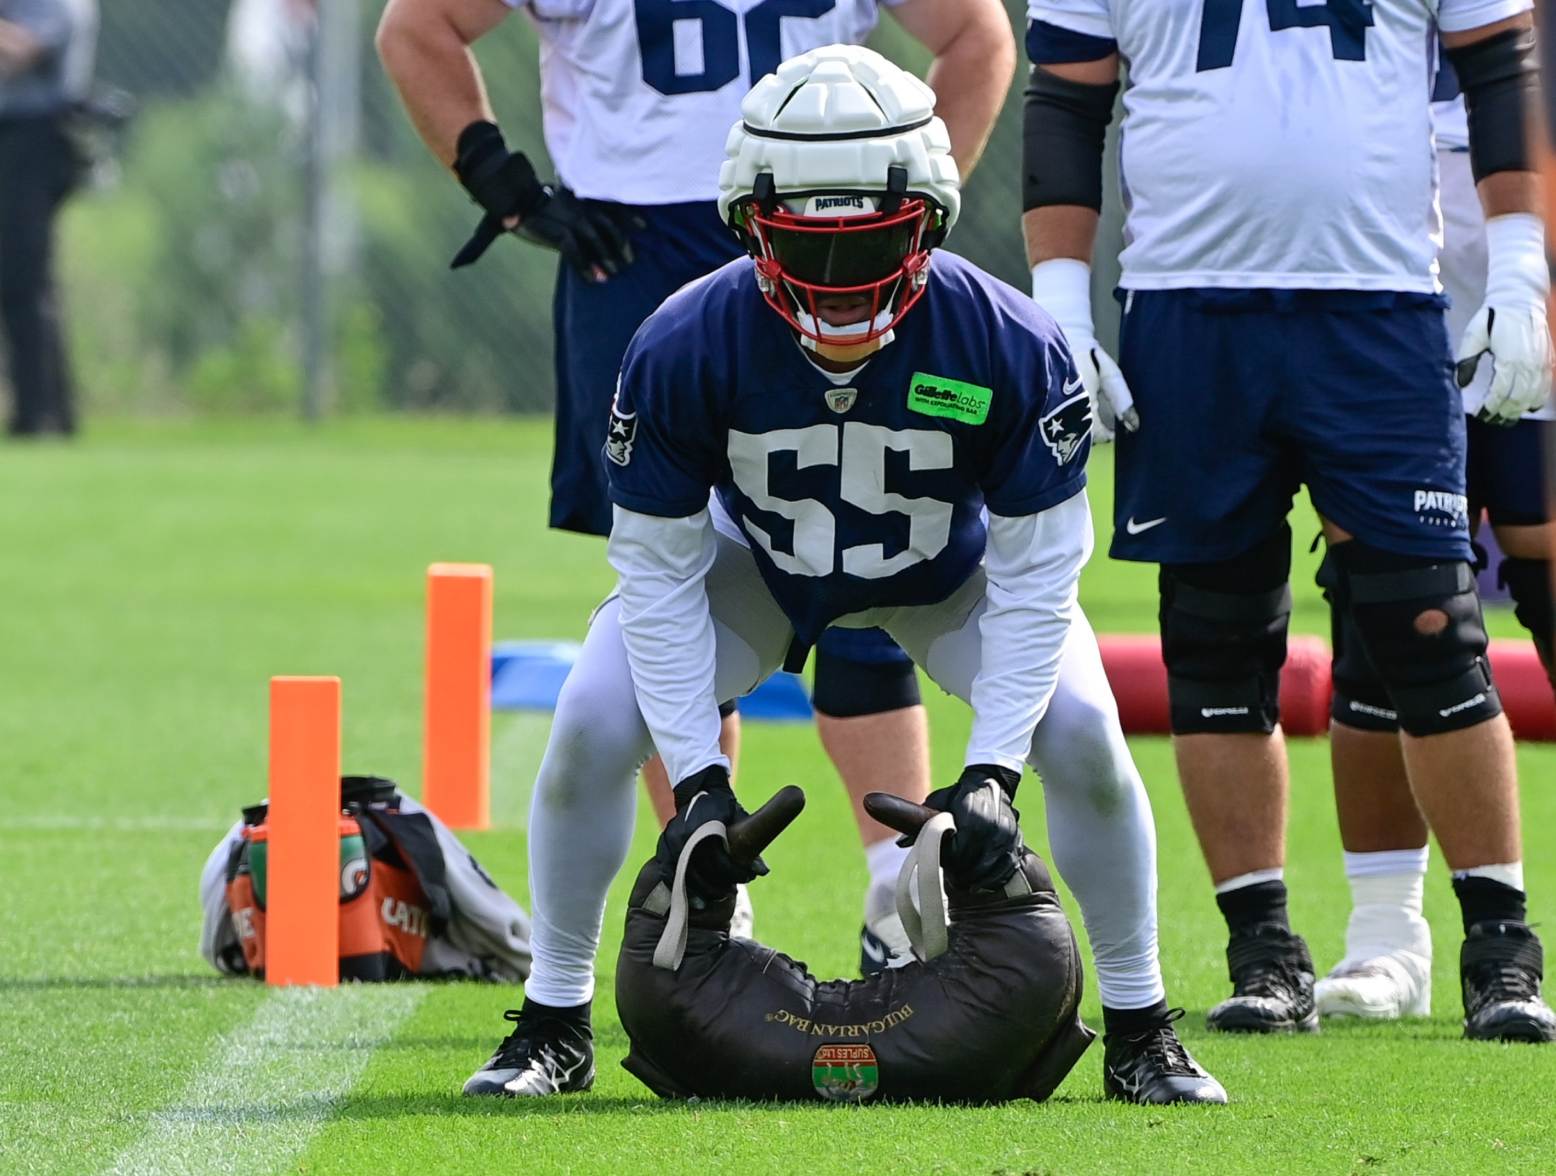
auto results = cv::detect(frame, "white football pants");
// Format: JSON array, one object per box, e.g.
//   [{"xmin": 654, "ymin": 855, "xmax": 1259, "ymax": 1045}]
[{"xmin": 524, "ymin": 526, "xmax": 1165, "ymax": 1013}]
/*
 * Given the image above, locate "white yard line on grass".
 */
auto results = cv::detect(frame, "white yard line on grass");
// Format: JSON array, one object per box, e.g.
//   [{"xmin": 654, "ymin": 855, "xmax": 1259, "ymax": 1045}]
[{"xmin": 104, "ymin": 984, "xmax": 424, "ymax": 1176}]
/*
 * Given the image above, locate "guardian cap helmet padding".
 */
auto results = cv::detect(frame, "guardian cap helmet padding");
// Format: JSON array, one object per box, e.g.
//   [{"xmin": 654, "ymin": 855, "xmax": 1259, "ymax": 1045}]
[{"xmin": 718, "ymin": 45, "xmax": 961, "ymax": 349}]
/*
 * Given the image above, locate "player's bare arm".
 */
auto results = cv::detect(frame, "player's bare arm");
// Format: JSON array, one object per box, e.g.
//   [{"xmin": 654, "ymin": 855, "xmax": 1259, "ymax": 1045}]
[
  {"xmin": 1442, "ymin": 12, "xmax": 1539, "ymax": 219},
  {"xmin": 890, "ymin": 0, "xmax": 1016, "ymax": 178},
  {"xmin": 1019, "ymin": 55, "xmax": 1118, "ymax": 268},
  {"xmin": 376, "ymin": 0, "xmax": 510, "ymax": 167},
  {"xmin": 378, "ymin": 0, "xmax": 633, "ymax": 277},
  {"xmin": 1020, "ymin": 48, "xmax": 1135, "ymax": 439},
  {"xmin": 1439, "ymin": 10, "xmax": 1550, "ymax": 426}
]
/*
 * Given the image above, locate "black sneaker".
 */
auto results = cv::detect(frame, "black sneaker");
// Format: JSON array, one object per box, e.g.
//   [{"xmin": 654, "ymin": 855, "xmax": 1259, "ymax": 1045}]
[
  {"xmin": 859, "ymin": 923, "xmax": 894, "ymax": 976},
  {"xmin": 463, "ymin": 1007, "xmax": 595, "ymax": 1096},
  {"xmin": 1461, "ymin": 921, "xmax": 1556, "ymax": 1043},
  {"xmin": 1207, "ymin": 924, "xmax": 1319, "ymax": 1034},
  {"xmin": 1104, "ymin": 1009, "xmax": 1228, "ymax": 1105}
]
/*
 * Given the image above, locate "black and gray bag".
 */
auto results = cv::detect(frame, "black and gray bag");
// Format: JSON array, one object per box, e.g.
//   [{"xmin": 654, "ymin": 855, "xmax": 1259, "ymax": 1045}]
[{"xmin": 615, "ymin": 788, "xmax": 1094, "ymax": 1103}]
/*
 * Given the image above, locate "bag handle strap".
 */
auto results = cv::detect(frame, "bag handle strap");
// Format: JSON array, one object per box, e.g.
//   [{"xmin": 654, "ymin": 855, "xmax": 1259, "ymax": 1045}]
[
  {"xmin": 652, "ymin": 821, "xmax": 729, "ymax": 972},
  {"xmin": 895, "ymin": 811, "xmax": 954, "ymax": 963}
]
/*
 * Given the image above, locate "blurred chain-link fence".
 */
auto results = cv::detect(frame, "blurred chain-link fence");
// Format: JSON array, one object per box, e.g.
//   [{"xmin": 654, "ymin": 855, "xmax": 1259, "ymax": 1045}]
[{"xmin": 66, "ymin": 0, "xmax": 1109, "ymax": 416}]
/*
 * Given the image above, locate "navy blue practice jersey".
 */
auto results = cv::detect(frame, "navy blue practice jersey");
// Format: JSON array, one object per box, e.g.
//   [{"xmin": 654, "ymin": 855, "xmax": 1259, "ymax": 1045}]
[{"xmin": 605, "ymin": 252, "xmax": 1091, "ymax": 646}]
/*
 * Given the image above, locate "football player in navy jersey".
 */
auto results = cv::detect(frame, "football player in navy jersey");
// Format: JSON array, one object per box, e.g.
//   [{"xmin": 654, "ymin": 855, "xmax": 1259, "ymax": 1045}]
[
  {"xmin": 458, "ymin": 46, "xmax": 1226, "ymax": 1105},
  {"xmin": 377, "ymin": 0, "xmax": 1015, "ymax": 978}
]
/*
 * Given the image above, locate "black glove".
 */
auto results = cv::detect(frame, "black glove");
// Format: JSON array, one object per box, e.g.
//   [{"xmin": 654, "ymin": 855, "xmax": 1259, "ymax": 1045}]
[
  {"xmin": 905, "ymin": 764, "xmax": 1023, "ymax": 890},
  {"xmin": 450, "ymin": 120, "xmax": 636, "ymax": 277},
  {"xmin": 654, "ymin": 764, "xmax": 768, "ymax": 901}
]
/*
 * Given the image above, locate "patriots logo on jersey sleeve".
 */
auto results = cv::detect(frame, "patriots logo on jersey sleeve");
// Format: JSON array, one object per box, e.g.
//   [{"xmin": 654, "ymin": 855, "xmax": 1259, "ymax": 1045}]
[
  {"xmin": 605, "ymin": 392, "xmax": 637, "ymax": 467},
  {"xmin": 1039, "ymin": 385, "xmax": 1092, "ymax": 465}
]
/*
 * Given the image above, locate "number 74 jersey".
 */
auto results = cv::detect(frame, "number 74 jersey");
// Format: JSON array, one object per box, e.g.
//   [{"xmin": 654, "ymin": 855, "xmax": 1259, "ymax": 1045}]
[
  {"xmin": 1028, "ymin": 0, "xmax": 1532, "ymax": 292},
  {"xmin": 605, "ymin": 253, "xmax": 1092, "ymax": 648},
  {"xmin": 502, "ymin": 0, "xmax": 892, "ymax": 203}
]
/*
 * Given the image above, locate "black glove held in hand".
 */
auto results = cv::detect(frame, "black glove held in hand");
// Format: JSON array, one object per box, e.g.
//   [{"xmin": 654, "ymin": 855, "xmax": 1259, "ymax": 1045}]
[
  {"xmin": 908, "ymin": 764, "xmax": 1023, "ymax": 890},
  {"xmin": 450, "ymin": 120, "xmax": 635, "ymax": 277},
  {"xmin": 654, "ymin": 764, "xmax": 768, "ymax": 901}
]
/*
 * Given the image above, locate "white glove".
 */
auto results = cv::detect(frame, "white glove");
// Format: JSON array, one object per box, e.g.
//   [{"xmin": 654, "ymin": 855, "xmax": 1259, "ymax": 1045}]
[
  {"xmin": 1030, "ymin": 259, "xmax": 1138, "ymax": 442},
  {"xmin": 1457, "ymin": 213, "xmax": 1553, "ymax": 426}
]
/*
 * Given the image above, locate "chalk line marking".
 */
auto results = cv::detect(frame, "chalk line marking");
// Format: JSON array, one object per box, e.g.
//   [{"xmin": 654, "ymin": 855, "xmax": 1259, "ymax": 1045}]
[{"xmin": 104, "ymin": 984, "xmax": 424, "ymax": 1176}]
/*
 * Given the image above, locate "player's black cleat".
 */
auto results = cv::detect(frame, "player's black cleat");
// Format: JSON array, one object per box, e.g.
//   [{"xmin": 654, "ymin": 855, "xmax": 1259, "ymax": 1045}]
[
  {"xmin": 1207, "ymin": 924, "xmax": 1318, "ymax": 1034},
  {"xmin": 1103, "ymin": 1009, "xmax": 1227, "ymax": 1105},
  {"xmin": 463, "ymin": 1007, "xmax": 596, "ymax": 1096},
  {"xmin": 1461, "ymin": 921, "xmax": 1556, "ymax": 1043}
]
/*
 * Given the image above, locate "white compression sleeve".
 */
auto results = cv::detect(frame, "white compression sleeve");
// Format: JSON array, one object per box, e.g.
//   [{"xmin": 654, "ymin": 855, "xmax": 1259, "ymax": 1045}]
[
  {"xmin": 607, "ymin": 505, "xmax": 727, "ymax": 786},
  {"xmin": 967, "ymin": 491, "xmax": 1094, "ymax": 771}
]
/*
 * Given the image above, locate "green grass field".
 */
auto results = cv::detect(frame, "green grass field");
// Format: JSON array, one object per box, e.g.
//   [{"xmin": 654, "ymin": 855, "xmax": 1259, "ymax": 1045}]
[{"xmin": 1, "ymin": 419, "xmax": 1552, "ymax": 1176}]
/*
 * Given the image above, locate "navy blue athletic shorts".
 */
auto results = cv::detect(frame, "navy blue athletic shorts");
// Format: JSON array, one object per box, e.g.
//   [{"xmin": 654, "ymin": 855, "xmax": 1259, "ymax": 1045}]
[
  {"xmin": 550, "ymin": 200, "xmax": 741, "ymax": 537},
  {"xmin": 1466, "ymin": 416, "xmax": 1551, "ymax": 528},
  {"xmin": 1111, "ymin": 289, "xmax": 1473, "ymax": 565}
]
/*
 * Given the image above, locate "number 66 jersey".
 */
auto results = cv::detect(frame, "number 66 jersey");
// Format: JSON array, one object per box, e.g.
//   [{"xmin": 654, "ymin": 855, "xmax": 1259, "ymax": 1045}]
[
  {"xmin": 1027, "ymin": 0, "xmax": 1531, "ymax": 292},
  {"xmin": 605, "ymin": 252, "xmax": 1092, "ymax": 649},
  {"xmin": 504, "ymin": 0, "xmax": 900, "ymax": 204}
]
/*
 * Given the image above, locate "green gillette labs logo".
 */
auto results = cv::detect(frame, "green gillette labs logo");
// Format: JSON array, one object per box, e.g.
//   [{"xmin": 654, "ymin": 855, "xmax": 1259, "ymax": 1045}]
[{"xmin": 907, "ymin": 372, "xmax": 992, "ymax": 425}]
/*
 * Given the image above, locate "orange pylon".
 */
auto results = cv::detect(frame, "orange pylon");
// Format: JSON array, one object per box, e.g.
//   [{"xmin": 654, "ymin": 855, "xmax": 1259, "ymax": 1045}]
[
  {"xmin": 266, "ymin": 676, "xmax": 341, "ymax": 987},
  {"xmin": 423, "ymin": 563, "xmax": 492, "ymax": 830}
]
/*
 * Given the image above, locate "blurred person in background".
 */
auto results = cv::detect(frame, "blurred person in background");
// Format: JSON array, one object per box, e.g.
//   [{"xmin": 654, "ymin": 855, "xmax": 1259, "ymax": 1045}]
[
  {"xmin": 376, "ymin": 0, "xmax": 1014, "ymax": 990},
  {"xmin": 0, "ymin": 0, "xmax": 95, "ymax": 437}
]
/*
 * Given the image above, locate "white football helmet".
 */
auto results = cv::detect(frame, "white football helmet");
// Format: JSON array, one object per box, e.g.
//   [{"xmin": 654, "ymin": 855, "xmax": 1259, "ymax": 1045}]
[{"xmin": 718, "ymin": 45, "xmax": 960, "ymax": 354}]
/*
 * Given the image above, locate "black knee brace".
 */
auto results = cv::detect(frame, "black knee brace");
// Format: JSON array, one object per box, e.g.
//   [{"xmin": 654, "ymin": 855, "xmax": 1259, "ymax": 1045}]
[
  {"xmin": 1499, "ymin": 557, "xmax": 1555, "ymax": 689},
  {"xmin": 1160, "ymin": 526, "xmax": 1292, "ymax": 735},
  {"xmin": 1317, "ymin": 552, "xmax": 1399, "ymax": 732},
  {"xmin": 812, "ymin": 629, "xmax": 922, "ymax": 718},
  {"xmin": 1330, "ymin": 542, "xmax": 1502, "ymax": 736}
]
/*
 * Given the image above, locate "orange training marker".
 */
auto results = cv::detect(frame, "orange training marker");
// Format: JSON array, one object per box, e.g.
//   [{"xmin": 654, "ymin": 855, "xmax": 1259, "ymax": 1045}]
[
  {"xmin": 423, "ymin": 563, "xmax": 492, "ymax": 830},
  {"xmin": 267, "ymin": 676, "xmax": 341, "ymax": 987}
]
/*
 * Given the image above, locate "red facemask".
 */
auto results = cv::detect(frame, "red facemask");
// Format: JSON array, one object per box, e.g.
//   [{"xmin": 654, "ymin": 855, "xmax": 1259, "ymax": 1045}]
[{"xmin": 740, "ymin": 197, "xmax": 936, "ymax": 347}]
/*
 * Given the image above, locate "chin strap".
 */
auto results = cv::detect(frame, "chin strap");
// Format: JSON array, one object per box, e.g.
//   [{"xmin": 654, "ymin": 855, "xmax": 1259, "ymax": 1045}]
[
  {"xmin": 652, "ymin": 821, "xmax": 729, "ymax": 972},
  {"xmin": 895, "ymin": 812, "xmax": 954, "ymax": 962}
]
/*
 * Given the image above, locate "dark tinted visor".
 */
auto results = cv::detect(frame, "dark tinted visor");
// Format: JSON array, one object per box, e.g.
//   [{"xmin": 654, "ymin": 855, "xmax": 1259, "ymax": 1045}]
[{"xmin": 761, "ymin": 202, "xmax": 924, "ymax": 287}]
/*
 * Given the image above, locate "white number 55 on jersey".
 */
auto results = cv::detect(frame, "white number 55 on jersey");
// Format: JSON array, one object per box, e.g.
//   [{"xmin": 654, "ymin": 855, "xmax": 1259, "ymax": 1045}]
[{"xmin": 727, "ymin": 423, "xmax": 953, "ymax": 579}]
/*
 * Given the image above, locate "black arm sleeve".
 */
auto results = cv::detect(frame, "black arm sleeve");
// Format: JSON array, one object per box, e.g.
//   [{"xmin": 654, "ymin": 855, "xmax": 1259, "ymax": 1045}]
[
  {"xmin": 1021, "ymin": 65, "xmax": 1120, "ymax": 212},
  {"xmin": 1444, "ymin": 26, "xmax": 1540, "ymax": 183}
]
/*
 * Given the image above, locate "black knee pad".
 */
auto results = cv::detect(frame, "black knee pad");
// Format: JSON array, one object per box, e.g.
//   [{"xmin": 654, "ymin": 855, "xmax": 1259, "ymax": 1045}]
[
  {"xmin": 1160, "ymin": 526, "xmax": 1292, "ymax": 735},
  {"xmin": 812, "ymin": 628, "xmax": 921, "ymax": 718},
  {"xmin": 1499, "ymin": 557, "xmax": 1555, "ymax": 686},
  {"xmin": 1316, "ymin": 551, "xmax": 1399, "ymax": 732},
  {"xmin": 1330, "ymin": 542, "xmax": 1502, "ymax": 736}
]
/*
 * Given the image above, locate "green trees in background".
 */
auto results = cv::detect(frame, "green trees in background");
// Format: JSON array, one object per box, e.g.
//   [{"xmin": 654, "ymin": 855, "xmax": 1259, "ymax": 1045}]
[{"xmin": 61, "ymin": 0, "xmax": 1028, "ymax": 415}]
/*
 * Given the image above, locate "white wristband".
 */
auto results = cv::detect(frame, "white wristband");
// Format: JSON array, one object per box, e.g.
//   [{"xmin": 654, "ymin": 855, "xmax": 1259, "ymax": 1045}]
[
  {"xmin": 1030, "ymin": 258, "xmax": 1096, "ymax": 340},
  {"xmin": 1483, "ymin": 213, "xmax": 1550, "ymax": 309}
]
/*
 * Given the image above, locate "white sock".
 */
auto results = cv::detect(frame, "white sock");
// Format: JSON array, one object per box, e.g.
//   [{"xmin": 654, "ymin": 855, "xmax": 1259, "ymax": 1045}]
[
  {"xmin": 1340, "ymin": 848, "xmax": 1431, "ymax": 964},
  {"xmin": 1026, "ymin": 615, "xmax": 1166, "ymax": 1011},
  {"xmin": 863, "ymin": 837, "xmax": 908, "ymax": 921},
  {"xmin": 1214, "ymin": 867, "xmax": 1284, "ymax": 895},
  {"xmin": 1451, "ymin": 861, "xmax": 1525, "ymax": 892}
]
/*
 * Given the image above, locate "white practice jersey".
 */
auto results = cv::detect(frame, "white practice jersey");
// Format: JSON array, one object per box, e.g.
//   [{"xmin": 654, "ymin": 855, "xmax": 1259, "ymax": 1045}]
[
  {"xmin": 1431, "ymin": 96, "xmax": 1469, "ymax": 151},
  {"xmin": 1029, "ymin": 0, "xmax": 1531, "ymax": 291},
  {"xmin": 504, "ymin": 0, "xmax": 899, "ymax": 203}
]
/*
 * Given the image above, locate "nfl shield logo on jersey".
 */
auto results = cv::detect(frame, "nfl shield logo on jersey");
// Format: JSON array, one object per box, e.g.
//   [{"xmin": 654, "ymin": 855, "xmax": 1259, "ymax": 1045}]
[
  {"xmin": 824, "ymin": 387, "xmax": 858, "ymax": 414},
  {"xmin": 1039, "ymin": 389, "xmax": 1091, "ymax": 465},
  {"xmin": 605, "ymin": 392, "xmax": 637, "ymax": 467}
]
